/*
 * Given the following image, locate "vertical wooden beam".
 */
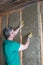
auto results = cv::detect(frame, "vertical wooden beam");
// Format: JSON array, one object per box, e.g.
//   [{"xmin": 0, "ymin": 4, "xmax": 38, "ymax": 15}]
[
  {"xmin": 0, "ymin": 16, "xmax": 2, "ymax": 64},
  {"xmin": 0, "ymin": 16, "xmax": 2, "ymax": 35},
  {"xmin": 20, "ymin": 9, "xmax": 23, "ymax": 65},
  {"xmin": 37, "ymin": 2, "xmax": 43, "ymax": 65},
  {"xmin": 6, "ymin": 15, "xmax": 9, "ymax": 27},
  {"xmin": 0, "ymin": 16, "xmax": 2, "ymax": 47}
]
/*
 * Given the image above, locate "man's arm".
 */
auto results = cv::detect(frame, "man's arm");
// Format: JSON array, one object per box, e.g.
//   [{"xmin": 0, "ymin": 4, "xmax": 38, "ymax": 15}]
[
  {"xmin": 19, "ymin": 38, "xmax": 30, "ymax": 51},
  {"xmin": 14, "ymin": 26, "xmax": 20, "ymax": 36},
  {"xmin": 19, "ymin": 33, "xmax": 32, "ymax": 51},
  {"xmin": 14, "ymin": 24, "xmax": 24, "ymax": 36}
]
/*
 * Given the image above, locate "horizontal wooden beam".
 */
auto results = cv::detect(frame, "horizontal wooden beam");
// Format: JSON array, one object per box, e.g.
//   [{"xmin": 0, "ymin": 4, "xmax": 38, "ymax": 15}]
[{"xmin": 0, "ymin": 0, "xmax": 38, "ymax": 16}]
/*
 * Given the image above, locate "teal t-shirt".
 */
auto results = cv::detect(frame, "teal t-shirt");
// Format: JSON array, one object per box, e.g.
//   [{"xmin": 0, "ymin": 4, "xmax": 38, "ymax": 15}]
[{"xmin": 3, "ymin": 40, "xmax": 20, "ymax": 65}]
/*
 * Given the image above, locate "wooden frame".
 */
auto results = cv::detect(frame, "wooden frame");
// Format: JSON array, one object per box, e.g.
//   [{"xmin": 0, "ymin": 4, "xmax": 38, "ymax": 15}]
[
  {"xmin": 0, "ymin": 16, "xmax": 2, "ymax": 64},
  {"xmin": 0, "ymin": 0, "xmax": 38, "ymax": 15},
  {"xmin": 0, "ymin": 1, "xmax": 43, "ymax": 65},
  {"xmin": 20, "ymin": 9, "xmax": 23, "ymax": 65},
  {"xmin": 37, "ymin": 2, "xmax": 43, "ymax": 65}
]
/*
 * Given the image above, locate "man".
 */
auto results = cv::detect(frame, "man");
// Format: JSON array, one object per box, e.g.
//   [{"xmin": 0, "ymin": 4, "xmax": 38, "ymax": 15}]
[{"xmin": 3, "ymin": 24, "xmax": 32, "ymax": 65}]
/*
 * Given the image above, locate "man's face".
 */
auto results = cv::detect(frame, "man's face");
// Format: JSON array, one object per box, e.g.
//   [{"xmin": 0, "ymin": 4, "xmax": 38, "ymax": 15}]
[{"xmin": 10, "ymin": 29, "xmax": 15, "ymax": 38}]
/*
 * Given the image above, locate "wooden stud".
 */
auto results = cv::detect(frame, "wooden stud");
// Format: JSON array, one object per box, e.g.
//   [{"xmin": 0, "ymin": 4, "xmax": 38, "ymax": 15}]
[
  {"xmin": 0, "ymin": 16, "xmax": 2, "ymax": 48},
  {"xmin": 37, "ymin": 2, "xmax": 43, "ymax": 65},
  {"xmin": 20, "ymin": 9, "xmax": 23, "ymax": 65},
  {"xmin": 0, "ymin": 16, "xmax": 2, "ymax": 34},
  {"xmin": 6, "ymin": 15, "xmax": 9, "ymax": 27},
  {"xmin": 0, "ymin": 16, "xmax": 2, "ymax": 64}
]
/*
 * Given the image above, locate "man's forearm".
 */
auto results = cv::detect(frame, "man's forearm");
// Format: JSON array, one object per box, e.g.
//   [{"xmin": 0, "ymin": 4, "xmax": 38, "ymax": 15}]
[
  {"xmin": 19, "ymin": 38, "xmax": 30, "ymax": 51},
  {"xmin": 14, "ymin": 23, "xmax": 23, "ymax": 36},
  {"xmin": 14, "ymin": 26, "xmax": 20, "ymax": 36},
  {"xmin": 19, "ymin": 33, "xmax": 32, "ymax": 51},
  {"xmin": 25, "ymin": 38, "xmax": 30, "ymax": 49}
]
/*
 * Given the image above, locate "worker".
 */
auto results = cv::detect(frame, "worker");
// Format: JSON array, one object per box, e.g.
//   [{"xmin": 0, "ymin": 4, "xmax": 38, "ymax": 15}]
[{"xmin": 3, "ymin": 23, "xmax": 32, "ymax": 65}]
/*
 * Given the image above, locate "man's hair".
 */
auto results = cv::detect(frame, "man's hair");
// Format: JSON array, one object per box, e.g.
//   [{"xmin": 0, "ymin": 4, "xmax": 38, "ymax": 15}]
[{"xmin": 3, "ymin": 26, "xmax": 14, "ymax": 39}]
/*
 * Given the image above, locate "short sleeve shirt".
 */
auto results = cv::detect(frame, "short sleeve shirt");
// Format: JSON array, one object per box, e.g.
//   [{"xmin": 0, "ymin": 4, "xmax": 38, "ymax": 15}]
[{"xmin": 3, "ymin": 40, "xmax": 20, "ymax": 65}]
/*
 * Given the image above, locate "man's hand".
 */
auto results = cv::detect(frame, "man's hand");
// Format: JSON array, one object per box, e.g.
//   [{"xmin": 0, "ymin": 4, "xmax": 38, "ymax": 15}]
[
  {"xmin": 20, "ymin": 21, "xmax": 24, "ymax": 29},
  {"xmin": 28, "ymin": 33, "xmax": 33, "ymax": 38},
  {"xmin": 14, "ymin": 21, "xmax": 24, "ymax": 36}
]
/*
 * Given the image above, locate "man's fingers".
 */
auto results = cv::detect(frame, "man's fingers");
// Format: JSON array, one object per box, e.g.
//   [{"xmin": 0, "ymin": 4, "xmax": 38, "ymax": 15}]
[
  {"xmin": 20, "ymin": 21, "xmax": 24, "ymax": 25},
  {"xmin": 20, "ymin": 21, "xmax": 24, "ymax": 28},
  {"xmin": 28, "ymin": 33, "xmax": 33, "ymax": 38}
]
